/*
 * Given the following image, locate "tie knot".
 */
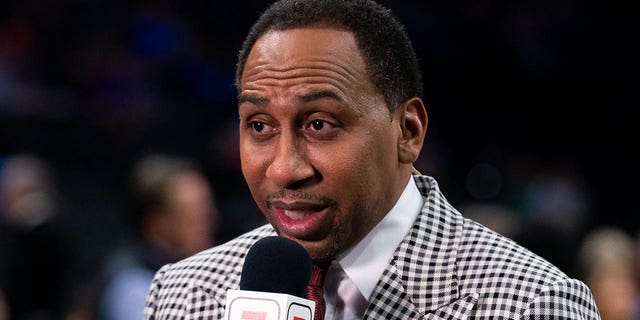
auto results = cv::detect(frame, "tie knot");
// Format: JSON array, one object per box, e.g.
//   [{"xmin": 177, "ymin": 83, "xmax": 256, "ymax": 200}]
[{"xmin": 309, "ymin": 261, "xmax": 331, "ymax": 287}]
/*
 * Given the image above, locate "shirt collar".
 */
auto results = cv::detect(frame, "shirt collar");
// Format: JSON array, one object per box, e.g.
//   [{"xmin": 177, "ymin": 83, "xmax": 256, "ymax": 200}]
[{"xmin": 335, "ymin": 176, "xmax": 423, "ymax": 300}]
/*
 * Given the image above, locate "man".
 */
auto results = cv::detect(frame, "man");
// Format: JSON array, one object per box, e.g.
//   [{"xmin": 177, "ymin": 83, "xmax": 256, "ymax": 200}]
[
  {"xmin": 97, "ymin": 154, "xmax": 219, "ymax": 320},
  {"xmin": 0, "ymin": 154, "xmax": 70, "ymax": 320},
  {"xmin": 144, "ymin": 0, "xmax": 600, "ymax": 319}
]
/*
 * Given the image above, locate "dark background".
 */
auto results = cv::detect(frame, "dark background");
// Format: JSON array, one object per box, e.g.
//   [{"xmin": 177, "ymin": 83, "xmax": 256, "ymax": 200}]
[{"xmin": 1, "ymin": 0, "xmax": 637, "ymax": 310}]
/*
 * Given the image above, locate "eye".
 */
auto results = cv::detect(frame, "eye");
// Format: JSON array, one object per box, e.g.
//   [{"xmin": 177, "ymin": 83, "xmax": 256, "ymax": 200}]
[
  {"xmin": 247, "ymin": 120, "xmax": 275, "ymax": 135},
  {"xmin": 251, "ymin": 121, "xmax": 265, "ymax": 132},
  {"xmin": 310, "ymin": 119, "xmax": 327, "ymax": 131},
  {"xmin": 304, "ymin": 118, "xmax": 338, "ymax": 139},
  {"xmin": 307, "ymin": 119, "xmax": 336, "ymax": 132}
]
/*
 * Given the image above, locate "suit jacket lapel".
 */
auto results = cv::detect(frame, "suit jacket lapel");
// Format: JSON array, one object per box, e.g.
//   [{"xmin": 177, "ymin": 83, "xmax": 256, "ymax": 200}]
[
  {"xmin": 365, "ymin": 175, "xmax": 478, "ymax": 319},
  {"xmin": 363, "ymin": 258, "xmax": 425, "ymax": 319}
]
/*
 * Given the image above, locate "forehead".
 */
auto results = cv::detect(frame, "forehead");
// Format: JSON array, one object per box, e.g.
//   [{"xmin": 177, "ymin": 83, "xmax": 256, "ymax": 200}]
[
  {"xmin": 250, "ymin": 27, "xmax": 359, "ymax": 59},
  {"xmin": 241, "ymin": 28, "xmax": 371, "ymax": 95}
]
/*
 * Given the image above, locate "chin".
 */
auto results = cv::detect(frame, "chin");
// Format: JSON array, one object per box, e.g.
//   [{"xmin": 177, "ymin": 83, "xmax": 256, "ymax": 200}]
[
  {"xmin": 301, "ymin": 237, "xmax": 344, "ymax": 262},
  {"xmin": 272, "ymin": 227, "xmax": 346, "ymax": 261}
]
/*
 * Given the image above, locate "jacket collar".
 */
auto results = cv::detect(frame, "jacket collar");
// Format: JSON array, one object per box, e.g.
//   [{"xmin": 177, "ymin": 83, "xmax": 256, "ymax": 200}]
[{"xmin": 365, "ymin": 175, "xmax": 478, "ymax": 318}]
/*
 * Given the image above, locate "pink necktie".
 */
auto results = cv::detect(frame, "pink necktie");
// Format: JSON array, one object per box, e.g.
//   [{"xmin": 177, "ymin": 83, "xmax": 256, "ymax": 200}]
[{"xmin": 306, "ymin": 261, "xmax": 330, "ymax": 320}]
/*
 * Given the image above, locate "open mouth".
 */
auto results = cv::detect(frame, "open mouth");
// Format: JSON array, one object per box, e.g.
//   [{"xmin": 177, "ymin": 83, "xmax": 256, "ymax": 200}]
[{"xmin": 268, "ymin": 200, "xmax": 330, "ymax": 238}]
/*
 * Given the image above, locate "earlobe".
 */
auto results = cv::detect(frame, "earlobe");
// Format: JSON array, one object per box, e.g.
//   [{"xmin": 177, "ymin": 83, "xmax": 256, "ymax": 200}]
[{"xmin": 397, "ymin": 97, "xmax": 428, "ymax": 164}]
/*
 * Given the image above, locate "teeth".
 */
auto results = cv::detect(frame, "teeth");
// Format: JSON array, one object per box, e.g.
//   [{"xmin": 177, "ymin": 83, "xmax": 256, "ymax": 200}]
[{"xmin": 284, "ymin": 210, "xmax": 310, "ymax": 220}]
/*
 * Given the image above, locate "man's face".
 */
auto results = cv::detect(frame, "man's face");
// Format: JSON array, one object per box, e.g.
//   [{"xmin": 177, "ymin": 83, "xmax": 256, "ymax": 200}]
[
  {"xmin": 165, "ymin": 173, "xmax": 217, "ymax": 257},
  {"xmin": 239, "ymin": 28, "xmax": 407, "ymax": 260}
]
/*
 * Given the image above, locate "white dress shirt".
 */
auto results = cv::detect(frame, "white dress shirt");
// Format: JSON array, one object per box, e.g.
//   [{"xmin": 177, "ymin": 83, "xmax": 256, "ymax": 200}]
[{"xmin": 323, "ymin": 177, "xmax": 424, "ymax": 319}]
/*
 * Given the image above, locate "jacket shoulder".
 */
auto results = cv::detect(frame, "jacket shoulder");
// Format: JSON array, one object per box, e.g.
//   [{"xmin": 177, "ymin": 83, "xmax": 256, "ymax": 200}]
[
  {"xmin": 457, "ymin": 214, "xmax": 598, "ymax": 318},
  {"xmin": 144, "ymin": 225, "xmax": 276, "ymax": 319},
  {"xmin": 409, "ymin": 175, "xmax": 599, "ymax": 318}
]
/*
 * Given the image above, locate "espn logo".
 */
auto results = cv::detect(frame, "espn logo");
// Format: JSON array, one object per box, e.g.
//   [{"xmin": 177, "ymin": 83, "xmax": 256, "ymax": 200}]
[
  {"xmin": 240, "ymin": 310, "xmax": 307, "ymax": 320},
  {"xmin": 225, "ymin": 290, "xmax": 313, "ymax": 320},
  {"xmin": 241, "ymin": 311, "xmax": 267, "ymax": 320}
]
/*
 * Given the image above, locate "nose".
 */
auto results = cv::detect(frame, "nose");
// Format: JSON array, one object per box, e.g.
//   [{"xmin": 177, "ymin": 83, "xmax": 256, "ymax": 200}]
[{"xmin": 265, "ymin": 131, "xmax": 315, "ymax": 188}]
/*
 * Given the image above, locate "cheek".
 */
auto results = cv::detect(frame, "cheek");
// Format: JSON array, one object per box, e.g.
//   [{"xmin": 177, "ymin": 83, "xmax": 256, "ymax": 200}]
[
  {"xmin": 319, "ymin": 129, "xmax": 398, "ymax": 214},
  {"xmin": 309, "ymin": 144, "xmax": 372, "ymax": 211},
  {"xmin": 324, "ymin": 136, "xmax": 394, "ymax": 183},
  {"xmin": 309, "ymin": 144, "xmax": 361, "ymax": 183},
  {"xmin": 240, "ymin": 142, "xmax": 267, "ymax": 184},
  {"xmin": 240, "ymin": 143, "xmax": 276, "ymax": 222}
]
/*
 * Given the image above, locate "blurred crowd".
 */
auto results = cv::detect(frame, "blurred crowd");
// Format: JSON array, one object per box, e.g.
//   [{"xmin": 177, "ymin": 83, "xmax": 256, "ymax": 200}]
[{"xmin": 1, "ymin": 0, "xmax": 637, "ymax": 319}]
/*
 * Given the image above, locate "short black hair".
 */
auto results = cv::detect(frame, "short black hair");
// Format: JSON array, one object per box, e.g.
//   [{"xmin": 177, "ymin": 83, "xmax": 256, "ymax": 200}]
[{"xmin": 235, "ymin": 0, "xmax": 422, "ymax": 112}]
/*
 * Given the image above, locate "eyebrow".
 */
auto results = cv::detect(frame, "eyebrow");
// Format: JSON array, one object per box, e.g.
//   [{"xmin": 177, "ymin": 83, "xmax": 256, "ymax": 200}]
[
  {"xmin": 238, "ymin": 94, "xmax": 269, "ymax": 105},
  {"xmin": 238, "ymin": 89, "xmax": 343, "ymax": 106},
  {"xmin": 297, "ymin": 90, "xmax": 342, "ymax": 103}
]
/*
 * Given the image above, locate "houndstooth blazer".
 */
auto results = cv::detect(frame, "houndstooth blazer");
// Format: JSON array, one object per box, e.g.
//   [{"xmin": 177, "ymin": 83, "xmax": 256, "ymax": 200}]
[{"xmin": 144, "ymin": 175, "xmax": 600, "ymax": 319}]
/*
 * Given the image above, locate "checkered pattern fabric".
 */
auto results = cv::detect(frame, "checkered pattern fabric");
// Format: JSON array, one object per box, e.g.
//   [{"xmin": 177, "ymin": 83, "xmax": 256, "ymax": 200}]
[{"xmin": 144, "ymin": 175, "xmax": 600, "ymax": 319}]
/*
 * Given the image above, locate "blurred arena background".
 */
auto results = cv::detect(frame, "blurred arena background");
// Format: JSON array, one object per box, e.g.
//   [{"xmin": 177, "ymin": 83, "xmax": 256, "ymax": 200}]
[{"xmin": 1, "ymin": 1, "xmax": 637, "ymax": 319}]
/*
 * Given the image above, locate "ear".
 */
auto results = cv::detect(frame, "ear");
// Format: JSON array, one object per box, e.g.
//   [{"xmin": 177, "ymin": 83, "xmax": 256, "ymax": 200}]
[{"xmin": 395, "ymin": 97, "xmax": 428, "ymax": 164}]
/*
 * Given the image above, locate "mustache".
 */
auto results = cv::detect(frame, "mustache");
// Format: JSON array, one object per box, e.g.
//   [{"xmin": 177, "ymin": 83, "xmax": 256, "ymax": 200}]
[{"xmin": 265, "ymin": 190, "xmax": 336, "ymax": 206}]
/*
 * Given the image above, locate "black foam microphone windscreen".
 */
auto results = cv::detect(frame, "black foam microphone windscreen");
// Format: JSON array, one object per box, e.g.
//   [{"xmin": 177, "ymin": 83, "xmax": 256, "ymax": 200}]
[{"xmin": 240, "ymin": 236, "xmax": 312, "ymax": 298}]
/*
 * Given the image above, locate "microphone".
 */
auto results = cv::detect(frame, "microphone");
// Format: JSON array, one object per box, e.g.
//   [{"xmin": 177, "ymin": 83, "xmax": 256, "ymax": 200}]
[{"xmin": 225, "ymin": 236, "xmax": 316, "ymax": 320}]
